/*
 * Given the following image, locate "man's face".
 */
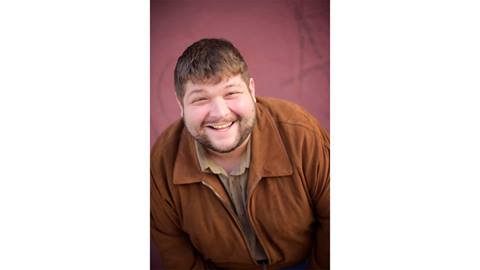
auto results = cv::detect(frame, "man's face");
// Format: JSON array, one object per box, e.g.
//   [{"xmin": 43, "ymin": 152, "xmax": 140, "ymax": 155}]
[{"xmin": 177, "ymin": 74, "xmax": 257, "ymax": 154}]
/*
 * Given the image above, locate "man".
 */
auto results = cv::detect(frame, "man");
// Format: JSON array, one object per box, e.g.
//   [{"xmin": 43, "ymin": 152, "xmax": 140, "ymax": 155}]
[{"xmin": 151, "ymin": 38, "xmax": 329, "ymax": 270}]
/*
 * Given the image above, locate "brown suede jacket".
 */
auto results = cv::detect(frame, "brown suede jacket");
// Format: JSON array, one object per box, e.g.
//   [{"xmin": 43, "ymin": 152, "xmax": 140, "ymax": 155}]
[{"xmin": 151, "ymin": 96, "xmax": 330, "ymax": 270}]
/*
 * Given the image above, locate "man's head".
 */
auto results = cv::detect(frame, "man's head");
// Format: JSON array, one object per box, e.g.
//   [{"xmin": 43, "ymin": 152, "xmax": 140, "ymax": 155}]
[
  {"xmin": 174, "ymin": 38, "xmax": 257, "ymax": 154},
  {"xmin": 174, "ymin": 38, "xmax": 251, "ymax": 100}
]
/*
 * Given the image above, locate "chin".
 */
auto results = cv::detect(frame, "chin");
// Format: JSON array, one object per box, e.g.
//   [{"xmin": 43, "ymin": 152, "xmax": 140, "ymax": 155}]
[{"xmin": 209, "ymin": 143, "xmax": 238, "ymax": 153}]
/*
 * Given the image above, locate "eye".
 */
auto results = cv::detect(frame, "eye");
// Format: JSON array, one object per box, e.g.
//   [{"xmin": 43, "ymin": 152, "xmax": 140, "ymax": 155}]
[
  {"xmin": 191, "ymin": 97, "xmax": 208, "ymax": 104},
  {"xmin": 226, "ymin": 91, "xmax": 241, "ymax": 97}
]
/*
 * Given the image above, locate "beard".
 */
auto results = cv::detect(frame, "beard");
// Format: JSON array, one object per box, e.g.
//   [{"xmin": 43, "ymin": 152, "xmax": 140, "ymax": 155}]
[
  {"xmin": 185, "ymin": 106, "xmax": 256, "ymax": 154},
  {"xmin": 197, "ymin": 116, "xmax": 255, "ymax": 153}
]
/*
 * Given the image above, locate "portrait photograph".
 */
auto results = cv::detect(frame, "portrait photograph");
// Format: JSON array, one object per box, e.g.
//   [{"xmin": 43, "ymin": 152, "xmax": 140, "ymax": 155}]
[{"xmin": 150, "ymin": 0, "xmax": 330, "ymax": 269}]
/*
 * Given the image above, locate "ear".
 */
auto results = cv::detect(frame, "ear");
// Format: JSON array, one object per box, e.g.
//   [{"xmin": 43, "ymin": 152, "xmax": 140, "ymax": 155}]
[
  {"xmin": 249, "ymin": 78, "xmax": 256, "ymax": 102},
  {"xmin": 175, "ymin": 95, "xmax": 184, "ymax": 117}
]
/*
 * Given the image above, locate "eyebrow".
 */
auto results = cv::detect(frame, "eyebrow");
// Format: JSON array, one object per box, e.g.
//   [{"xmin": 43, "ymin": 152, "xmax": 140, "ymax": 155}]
[
  {"xmin": 224, "ymin": 83, "xmax": 240, "ymax": 89},
  {"xmin": 186, "ymin": 89, "xmax": 206, "ymax": 98}
]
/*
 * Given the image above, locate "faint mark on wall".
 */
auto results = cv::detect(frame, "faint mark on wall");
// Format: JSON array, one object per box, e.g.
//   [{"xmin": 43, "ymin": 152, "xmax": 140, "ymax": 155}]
[
  {"xmin": 286, "ymin": 0, "xmax": 329, "ymax": 94},
  {"xmin": 281, "ymin": 63, "xmax": 327, "ymax": 85},
  {"xmin": 293, "ymin": 0, "xmax": 323, "ymax": 61}
]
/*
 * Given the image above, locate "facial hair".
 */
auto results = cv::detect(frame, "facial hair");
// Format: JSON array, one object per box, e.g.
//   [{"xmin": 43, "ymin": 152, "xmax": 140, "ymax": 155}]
[
  {"xmin": 184, "ymin": 96, "xmax": 256, "ymax": 154},
  {"xmin": 188, "ymin": 107, "xmax": 256, "ymax": 154},
  {"xmin": 200, "ymin": 116, "xmax": 255, "ymax": 154}
]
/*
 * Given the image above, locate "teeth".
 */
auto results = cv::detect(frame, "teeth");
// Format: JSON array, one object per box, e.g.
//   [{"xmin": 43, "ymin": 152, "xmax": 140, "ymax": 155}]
[{"xmin": 209, "ymin": 122, "xmax": 232, "ymax": 129}]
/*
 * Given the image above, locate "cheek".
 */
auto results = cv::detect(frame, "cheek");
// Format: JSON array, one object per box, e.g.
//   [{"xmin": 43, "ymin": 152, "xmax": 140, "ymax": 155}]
[
  {"xmin": 227, "ymin": 99, "xmax": 255, "ymax": 117},
  {"xmin": 184, "ymin": 107, "xmax": 208, "ymax": 127}
]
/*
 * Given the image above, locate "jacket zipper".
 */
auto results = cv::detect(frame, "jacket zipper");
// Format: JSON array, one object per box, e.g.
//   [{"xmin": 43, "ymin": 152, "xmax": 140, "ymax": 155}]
[
  {"xmin": 247, "ymin": 179, "xmax": 272, "ymax": 266},
  {"xmin": 200, "ymin": 181, "xmax": 259, "ymax": 265}
]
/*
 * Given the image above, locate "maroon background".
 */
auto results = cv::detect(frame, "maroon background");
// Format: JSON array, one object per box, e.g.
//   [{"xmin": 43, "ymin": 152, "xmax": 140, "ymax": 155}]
[{"xmin": 151, "ymin": 0, "xmax": 329, "ymax": 268}]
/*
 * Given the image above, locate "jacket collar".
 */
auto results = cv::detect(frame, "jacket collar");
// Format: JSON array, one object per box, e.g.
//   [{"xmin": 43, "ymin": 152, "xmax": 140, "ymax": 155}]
[{"xmin": 173, "ymin": 102, "xmax": 293, "ymax": 185}]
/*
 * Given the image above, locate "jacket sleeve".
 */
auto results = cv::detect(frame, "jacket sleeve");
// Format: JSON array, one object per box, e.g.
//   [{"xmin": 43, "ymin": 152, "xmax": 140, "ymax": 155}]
[
  {"xmin": 150, "ymin": 171, "xmax": 212, "ymax": 270},
  {"xmin": 306, "ymin": 127, "xmax": 330, "ymax": 270}
]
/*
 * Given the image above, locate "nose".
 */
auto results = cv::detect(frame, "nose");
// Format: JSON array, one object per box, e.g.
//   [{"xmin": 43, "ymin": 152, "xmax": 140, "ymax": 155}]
[{"xmin": 209, "ymin": 98, "xmax": 229, "ymax": 118}]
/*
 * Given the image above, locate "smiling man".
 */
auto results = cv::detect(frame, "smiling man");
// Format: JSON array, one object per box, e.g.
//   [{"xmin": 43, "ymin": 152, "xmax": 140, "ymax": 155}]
[
  {"xmin": 151, "ymin": 38, "xmax": 330, "ymax": 270},
  {"xmin": 180, "ymin": 74, "xmax": 257, "ymax": 171}
]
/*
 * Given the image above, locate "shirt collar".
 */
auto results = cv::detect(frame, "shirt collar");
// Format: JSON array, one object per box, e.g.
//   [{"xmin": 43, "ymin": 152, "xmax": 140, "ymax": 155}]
[{"xmin": 194, "ymin": 139, "xmax": 251, "ymax": 177}]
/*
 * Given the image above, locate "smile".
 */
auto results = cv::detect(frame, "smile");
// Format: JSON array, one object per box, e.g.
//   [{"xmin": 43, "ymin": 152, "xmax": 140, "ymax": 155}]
[{"xmin": 206, "ymin": 121, "xmax": 234, "ymax": 130}]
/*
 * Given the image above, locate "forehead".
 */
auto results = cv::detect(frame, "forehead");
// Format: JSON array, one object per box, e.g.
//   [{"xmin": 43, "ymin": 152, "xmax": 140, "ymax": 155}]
[{"xmin": 184, "ymin": 74, "xmax": 246, "ymax": 94}]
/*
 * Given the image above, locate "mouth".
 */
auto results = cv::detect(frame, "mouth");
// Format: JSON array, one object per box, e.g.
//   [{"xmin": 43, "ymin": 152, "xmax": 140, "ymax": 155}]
[{"xmin": 205, "ymin": 121, "xmax": 235, "ymax": 131}]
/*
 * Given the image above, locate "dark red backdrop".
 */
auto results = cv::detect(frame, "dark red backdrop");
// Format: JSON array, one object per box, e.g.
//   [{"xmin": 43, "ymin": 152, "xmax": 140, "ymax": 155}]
[{"xmin": 151, "ymin": 0, "xmax": 329, "ymax": 268}]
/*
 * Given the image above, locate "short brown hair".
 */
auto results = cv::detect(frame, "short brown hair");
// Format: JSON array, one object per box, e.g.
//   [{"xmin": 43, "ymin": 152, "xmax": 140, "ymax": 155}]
[{"xmin": 174, "ymin": 38, "xmax": 250, "ymax": 100}]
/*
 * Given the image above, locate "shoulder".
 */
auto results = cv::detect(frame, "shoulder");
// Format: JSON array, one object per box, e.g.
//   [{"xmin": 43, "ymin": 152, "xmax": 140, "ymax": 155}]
[
  {"xmin": 256, "ymin": 96, "xmax": 320, "ymax": 132},
  {"xmin": 151, "ymin": 119, "xmax": 184, "ymax": 169},
  {"xmin": 256, "ymin": 96, "xmax": 329, "ymax": 146}
]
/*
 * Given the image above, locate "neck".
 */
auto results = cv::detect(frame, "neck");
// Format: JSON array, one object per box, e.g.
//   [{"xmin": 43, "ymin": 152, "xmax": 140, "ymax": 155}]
[{"xmin": 206, "ymin": 136, "xmax": 250, "ymax": 171}]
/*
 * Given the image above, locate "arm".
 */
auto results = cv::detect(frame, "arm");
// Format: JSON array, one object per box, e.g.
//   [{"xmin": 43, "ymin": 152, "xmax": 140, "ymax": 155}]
[
  {"xmin": 150, "ymin": 172, "xmax": 211, "ymax": 270},
  {"xmin": 307, "ymin": 127, "xmax": 330, "ymax": 270}
]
